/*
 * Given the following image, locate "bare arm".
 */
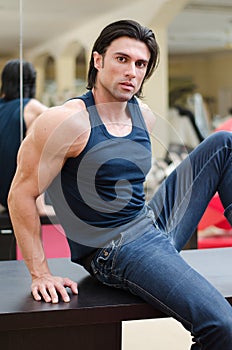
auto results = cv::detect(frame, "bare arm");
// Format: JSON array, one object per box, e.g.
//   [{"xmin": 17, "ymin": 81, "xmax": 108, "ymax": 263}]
[
  {"xmin": 24, "ymin": 98, "xmax": 48, "ymax": 131},
  {"xmin": 24, "ymin": 98, "xmax": 55, "ymax": 216},
  {"xmin": 8, "ymin": 101, "xmax": 89, "ymax": 303},
  {"xmin": 137, "ymin": 98, "xmax": 156, "ymax": 133}
]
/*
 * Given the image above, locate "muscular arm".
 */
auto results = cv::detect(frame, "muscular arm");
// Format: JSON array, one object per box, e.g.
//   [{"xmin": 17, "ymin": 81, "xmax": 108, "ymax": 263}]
[
  {"xmin": 24, "ymin": 98, "xmax": 56, "ymax": 216},
  {"xmin": 8, "ymin": 101, "xmax": 89, "ymax": 303},
  {"xmin": 137, "ymin": 98, "xmax": 156, "ymax": 133},
  {"xmin": 24, "ymin": 98, "xmax": 48, "ymax": 131}
]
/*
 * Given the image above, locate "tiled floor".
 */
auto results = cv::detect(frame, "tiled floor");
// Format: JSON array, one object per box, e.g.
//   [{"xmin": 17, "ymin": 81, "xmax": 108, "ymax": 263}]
[{"xmin": 123, "ymin": 318, "xmax": 192, "ymax": 350}]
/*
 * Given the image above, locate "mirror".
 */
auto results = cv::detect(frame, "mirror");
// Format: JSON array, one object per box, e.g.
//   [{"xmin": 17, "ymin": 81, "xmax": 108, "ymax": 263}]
[{"xmin": 0, "ymin": 0, "xmax": 88, "ymax": 108}]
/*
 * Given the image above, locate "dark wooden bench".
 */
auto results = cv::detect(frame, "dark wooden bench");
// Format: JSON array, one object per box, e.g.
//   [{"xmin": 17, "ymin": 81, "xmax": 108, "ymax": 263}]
[{"xmin": 0, "ymin": 247, "xmax": 232, "ymax": 350}]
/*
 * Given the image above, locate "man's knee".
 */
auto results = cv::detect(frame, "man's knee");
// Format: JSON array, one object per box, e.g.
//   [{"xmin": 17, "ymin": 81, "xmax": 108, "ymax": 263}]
[{"xmin": 207, "ymin": 314, "xmax": 232, "ymax": 346}]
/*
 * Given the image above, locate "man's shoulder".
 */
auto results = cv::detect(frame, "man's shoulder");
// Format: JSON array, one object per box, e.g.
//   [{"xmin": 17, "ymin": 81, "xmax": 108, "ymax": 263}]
[
  {"xmin": 34, "ymin": 97, "xmax": 90, "ymax": 134},
  {"xmin": 26, "ymin": 98, "xmax": 47, "ymax": 113},
  {"xmin": 62, "ymin": 97, "xmax": 86, "ymax": 112},
  {"xmin": 29, "ymin": 94, "xmax": 90, "ymax": 145}
]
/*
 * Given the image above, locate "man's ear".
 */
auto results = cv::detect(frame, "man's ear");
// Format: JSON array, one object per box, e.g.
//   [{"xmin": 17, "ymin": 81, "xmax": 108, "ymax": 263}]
[{"xmin": 93, "ymin": 51, "xmax": 103, "ymax": 70}]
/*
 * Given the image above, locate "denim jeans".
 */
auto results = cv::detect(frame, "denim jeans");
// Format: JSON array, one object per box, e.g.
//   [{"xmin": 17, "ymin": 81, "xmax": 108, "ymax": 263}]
[{"xmin": 90, "ymin": 130, "xmax": 232, "ymax": 349}]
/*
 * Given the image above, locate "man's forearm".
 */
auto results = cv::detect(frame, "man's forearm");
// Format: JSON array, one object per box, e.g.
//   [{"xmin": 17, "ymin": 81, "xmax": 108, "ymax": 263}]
[{"xmin": 8, "ymin": 194, "xmax": 51, "ymax": 279}]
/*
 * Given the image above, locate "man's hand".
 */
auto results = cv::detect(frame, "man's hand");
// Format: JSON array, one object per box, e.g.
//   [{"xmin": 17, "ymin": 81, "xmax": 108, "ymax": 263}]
[{"xmin": 31, "ymin": 274, "xmax": 78, "ymax": 303}]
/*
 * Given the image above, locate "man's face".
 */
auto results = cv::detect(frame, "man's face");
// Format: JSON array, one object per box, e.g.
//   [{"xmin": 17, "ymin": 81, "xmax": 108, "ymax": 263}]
[{"xmin": 93, "ymin": 36, "xmax": 151, "ymax": 102}]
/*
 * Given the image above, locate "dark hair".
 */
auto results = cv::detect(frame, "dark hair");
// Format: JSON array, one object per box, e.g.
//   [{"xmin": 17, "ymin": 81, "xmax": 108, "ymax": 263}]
[
  {"xmin": 0, "ymin": 59, "xmax": 36, "ymax": 100},
  {"xmin": 87, "ymin": 19, "xmax": 159, "ymax": 97}
]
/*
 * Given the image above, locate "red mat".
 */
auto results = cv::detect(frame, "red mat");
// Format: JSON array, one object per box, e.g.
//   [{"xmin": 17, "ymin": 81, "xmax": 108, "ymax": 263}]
[
  {"xmin": 198, "ymin": 235, "xmax": 232, "ymax": 249},
  {"xmin": 198, "ymin": 194, "xmax": 230, "ymax": 231},
  {"xmin": 198, "ymin": 121, "xmax": 232, "ymax": 233},
  {"xmin": 17, "ymin": 224, "xmax": 71, "ymax": 260}
]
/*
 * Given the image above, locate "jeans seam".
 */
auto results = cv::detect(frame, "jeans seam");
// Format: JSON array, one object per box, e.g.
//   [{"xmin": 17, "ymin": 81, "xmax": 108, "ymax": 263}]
[
  {"xmin": 111, "ymin": 234, "xmax": 124, "ymax": 272},
  {"xmin": 123, "ymin": 276, "xmax": 194, "ymax": 332},
  {"xmin": 95, "ymin": 270, "xmax": 201, "ymax": 348}
]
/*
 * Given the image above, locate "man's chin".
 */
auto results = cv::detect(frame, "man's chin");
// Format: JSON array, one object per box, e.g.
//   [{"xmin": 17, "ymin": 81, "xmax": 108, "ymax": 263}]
[{"xmin": 117, "ymin": 92, "xmax": 135, "ymax": 102}]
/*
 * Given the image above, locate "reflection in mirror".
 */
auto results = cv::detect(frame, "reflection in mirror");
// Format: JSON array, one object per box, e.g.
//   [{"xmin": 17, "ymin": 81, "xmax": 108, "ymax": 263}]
[{"xmin": 0, "ymin": 1, "xmax": 90, "ymax": 108}]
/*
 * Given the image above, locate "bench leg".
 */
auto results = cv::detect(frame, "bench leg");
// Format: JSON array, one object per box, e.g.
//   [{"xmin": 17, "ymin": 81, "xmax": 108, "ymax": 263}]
[{"xmin": 0, "ymin": 231, "xmax": 16, "ymax": 260}]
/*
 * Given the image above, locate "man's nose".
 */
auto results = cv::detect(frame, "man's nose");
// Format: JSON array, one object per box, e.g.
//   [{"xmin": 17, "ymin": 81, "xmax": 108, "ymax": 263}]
[{"xmin": 125, "ymin": 63, "xmax": 136, "ymax": 77}]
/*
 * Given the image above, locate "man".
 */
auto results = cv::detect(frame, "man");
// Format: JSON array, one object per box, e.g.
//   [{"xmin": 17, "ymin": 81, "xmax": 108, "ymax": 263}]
[
  {"xmin": 0, "ymin": 59, "xmax": 52, "ymax": 214},
  {"xmin": 8, "ymin": 20, "xmax": 232, "ymax": 348}
]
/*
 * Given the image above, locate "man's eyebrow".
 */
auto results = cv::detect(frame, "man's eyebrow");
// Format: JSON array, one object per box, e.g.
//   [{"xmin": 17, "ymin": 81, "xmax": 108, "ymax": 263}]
[
  {"xmin": 114, "ymin": 51, "xmax": 130, "ymax": 57},
  {"xmin": 114, "ymin": 51, "xmax": 149, "ymax": 62}
]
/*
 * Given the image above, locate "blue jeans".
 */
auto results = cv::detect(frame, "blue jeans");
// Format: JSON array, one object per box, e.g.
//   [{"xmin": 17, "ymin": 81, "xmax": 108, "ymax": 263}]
[{"xmin": 90, "ymin": 131, "xmax": 232, "ymax": 349}]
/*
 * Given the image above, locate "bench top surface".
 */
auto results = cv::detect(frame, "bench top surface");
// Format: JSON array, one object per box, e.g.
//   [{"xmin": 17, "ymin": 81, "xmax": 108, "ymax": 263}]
[{"xmin": 0, "ymin": 247, "xmax": 232, "ymax": 330}]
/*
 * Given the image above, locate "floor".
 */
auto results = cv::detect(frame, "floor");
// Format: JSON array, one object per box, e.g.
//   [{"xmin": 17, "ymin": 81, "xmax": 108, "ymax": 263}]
[{"xmin": 122, "ymin": 318, "xmax": 192, "ymax": 350}]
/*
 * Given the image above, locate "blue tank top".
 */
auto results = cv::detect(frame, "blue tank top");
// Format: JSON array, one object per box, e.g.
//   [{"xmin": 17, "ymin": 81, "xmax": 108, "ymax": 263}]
[
  {"xmin": 0, "ymin": 98, "xmax": 29, "ymax": 208},
  {"xmin": 47, "ymin": 91, "xmax": 151, "ymax": 261}
]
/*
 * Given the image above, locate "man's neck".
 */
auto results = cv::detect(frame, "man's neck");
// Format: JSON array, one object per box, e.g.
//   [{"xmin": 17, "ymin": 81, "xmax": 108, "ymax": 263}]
[
  {"xmin": 92, "ymin": 88, "xmax": 131, "ymax": 123},
  {"xmin": 91, "ymin": 88, "xmax": 132, "ymax": 136}
]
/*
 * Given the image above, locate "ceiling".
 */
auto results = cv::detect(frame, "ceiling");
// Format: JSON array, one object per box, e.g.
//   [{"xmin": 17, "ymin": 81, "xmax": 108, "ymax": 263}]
[
  {"xmin": 168, "ymin": 0, "xmax": 232, "ymax": 54},
  {"xmin": 0, "ymin": 0, "xmax": 232, "ymax": 58}
]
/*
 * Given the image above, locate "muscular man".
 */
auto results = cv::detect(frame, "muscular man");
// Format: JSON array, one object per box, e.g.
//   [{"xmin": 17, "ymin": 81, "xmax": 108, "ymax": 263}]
[
  {"xmin": 8, "ymin": 20, "xmax": 232, "ymax": 349},
  {"xmin": 0, "ymin": 59, "xmax": 51, "ymax": 214}
]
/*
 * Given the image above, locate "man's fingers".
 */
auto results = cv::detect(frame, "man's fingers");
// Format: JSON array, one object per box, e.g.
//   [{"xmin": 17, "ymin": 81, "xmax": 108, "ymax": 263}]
[
  {"xmin": 32, "ymin": 285, "xmax": 52, "ymax": 303},
  {"xmin": 31, "ymin": 286, "xmax": 42, "ymax": 301},
  {"xmin": 54, "ymin": 283, "xmax": 70, "ymax": 303},
  {"xmin": 47, "ymin": 284, "xmax": 61, "ymax": 303},
  {"xmin": 31, "ymin": 276, "xmax": 78, "ymax": 303},
  {"xmin": 54, "ymin": 278, "xmax": 78, "ymax": 303},
  {"xmin": 63, "ymin": 277, "xmax": 78, "ymax": 295}
]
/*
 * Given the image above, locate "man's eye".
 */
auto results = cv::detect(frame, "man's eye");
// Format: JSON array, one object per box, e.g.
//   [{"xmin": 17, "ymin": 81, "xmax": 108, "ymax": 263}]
[
  {"xmin": 117, "ymin": 56, "xmax": 126, "ymax": 63},
  {"xmin": 136, "ymin": 61, "xmax": 147, "ymax": 68}
]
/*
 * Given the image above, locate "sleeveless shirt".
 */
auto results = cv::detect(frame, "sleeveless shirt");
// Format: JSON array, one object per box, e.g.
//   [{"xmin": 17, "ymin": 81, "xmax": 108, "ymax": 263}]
[
  {"xmin": 0, "ymin": 98, "xmax": 28, "ymax": 208},
  {"xmin": 47, "ymin": 91, "xmax": 152, "ymax": 262}
]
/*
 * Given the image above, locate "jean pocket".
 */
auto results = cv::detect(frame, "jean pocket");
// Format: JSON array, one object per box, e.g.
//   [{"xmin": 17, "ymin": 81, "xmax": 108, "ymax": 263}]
[{"xmin": 92, "ymin": 237, "xmax": 122, "ymax": 276}]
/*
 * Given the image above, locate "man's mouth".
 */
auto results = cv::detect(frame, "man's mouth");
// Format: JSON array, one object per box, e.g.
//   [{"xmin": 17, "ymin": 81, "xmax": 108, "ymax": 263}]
[{"xmin": 120, "ymin": 81, "xmax": 135, "ymax": 90}]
